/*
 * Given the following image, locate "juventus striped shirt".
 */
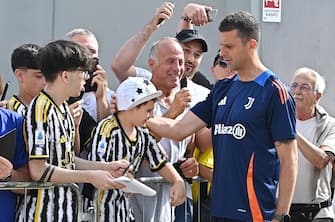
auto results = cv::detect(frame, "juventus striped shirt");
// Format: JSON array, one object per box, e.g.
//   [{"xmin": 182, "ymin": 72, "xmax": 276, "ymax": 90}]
[
  {"xmin": 7, "ymin": 95, "xmax": 27, "ymax": 116},
  {"xmin": 89, "ymin": 114, "xmax": 167, "ymax": 222},
  {"xmin": 17, "ymin": 91, "xmax": 77, "ymax": 222}
]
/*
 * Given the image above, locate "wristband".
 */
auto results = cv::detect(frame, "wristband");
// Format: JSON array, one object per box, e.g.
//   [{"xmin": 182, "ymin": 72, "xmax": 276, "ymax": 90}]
[{"xmin": 181, "ymin": 16, "xmax": 192, "ymax": 23}]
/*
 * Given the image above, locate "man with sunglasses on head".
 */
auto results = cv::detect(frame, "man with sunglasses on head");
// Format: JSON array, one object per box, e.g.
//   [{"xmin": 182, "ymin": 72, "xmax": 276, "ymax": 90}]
[
  {"xmin": 210, "ymin": 51, "xmax": 236, "ymax": 82},
  {"xmin": 289, "ymin": 67, "xmax": 335, "ymax": 222}
]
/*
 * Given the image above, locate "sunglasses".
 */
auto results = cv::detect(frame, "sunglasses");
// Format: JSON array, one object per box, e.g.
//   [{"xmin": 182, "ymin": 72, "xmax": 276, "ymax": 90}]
[{"xmin": 215, "ymin": 59, "xmax": 228, "ymax": 68}]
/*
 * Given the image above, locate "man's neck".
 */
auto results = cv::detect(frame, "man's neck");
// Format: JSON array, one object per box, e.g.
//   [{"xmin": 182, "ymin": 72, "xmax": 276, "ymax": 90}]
[
  {"xmin": 43, "ymin": 84, "xmax": 67, "ymax": 106},
  {"xmin": 237, "ymin": 55, "xmax": 267, "ymax": 81},
  {"xmin": 296, "ymin": 106, "xmax": 316, "ymax": 121},
  {"xmin": 18, "ymin": 91, "xmax": 35, "ymax": 107},
  {"xmin": 150, "ymin": 80, "xmax": 175, "ymax": 106}
]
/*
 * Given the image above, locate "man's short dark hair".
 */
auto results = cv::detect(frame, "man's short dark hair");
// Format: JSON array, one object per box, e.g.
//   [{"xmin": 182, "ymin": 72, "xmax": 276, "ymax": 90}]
[
  {"xmin": 11, "ymin": 43, "xmax": 40, "ymax": 72},
  {"xmin": 219, "ymin": 11, "xmax": 260, "ymax": 43},
  {"xmin": 38, "ymin": 40, "xmax": 91, "ymax": 82}
]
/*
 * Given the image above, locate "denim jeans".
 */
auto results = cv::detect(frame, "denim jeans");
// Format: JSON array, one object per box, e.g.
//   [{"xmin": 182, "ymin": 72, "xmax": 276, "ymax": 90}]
[{"xmin": 175, "ymin": 197, "xmax": 193, "ymax": 222}]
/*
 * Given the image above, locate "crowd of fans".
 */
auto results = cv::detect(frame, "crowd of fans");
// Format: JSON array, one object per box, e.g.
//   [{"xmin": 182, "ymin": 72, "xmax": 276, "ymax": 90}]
[{"xmin": 1, "ymin": 2, "xmax": 335, "ymax": 222}]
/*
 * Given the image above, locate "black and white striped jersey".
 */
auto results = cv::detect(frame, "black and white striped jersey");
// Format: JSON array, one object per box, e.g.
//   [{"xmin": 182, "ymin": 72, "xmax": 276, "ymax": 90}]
[
  {"xmin": 7, "ymin": 95, "xmax": 27, "ymax": 116},
  {"xmin": 17, "ymin": 91, "xmax": 77, "ymax": 222},
  {"xmin": 89, "ymin": 114, "xmax": 167, "ymax": 222}
]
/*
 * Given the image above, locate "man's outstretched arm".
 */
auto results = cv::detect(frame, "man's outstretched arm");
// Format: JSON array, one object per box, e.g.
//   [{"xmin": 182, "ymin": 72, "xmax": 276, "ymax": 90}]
[{"xmin": 147, "ymin": 111, "xmax": 206, "ymax": 141}]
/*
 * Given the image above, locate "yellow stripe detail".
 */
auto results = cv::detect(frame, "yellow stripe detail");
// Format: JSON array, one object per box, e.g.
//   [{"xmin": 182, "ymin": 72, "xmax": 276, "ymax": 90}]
[
  {"xmin": 34, "ymin": 188, "xmax": 43, "ymax": 222},
  {"xmin": 30, "ymin": 155, "xmax": 49, "ymax": 159},
  {"xmin": 97, "ymin": 190, "xmax": 104, "ymax": 221},
  {"xmin": 43, "ymin": 99, "xmax": 51, "ymax": 122},
  {"xmin": 35, "ymin": 95, "xmax": 42, "ymax": 122}
]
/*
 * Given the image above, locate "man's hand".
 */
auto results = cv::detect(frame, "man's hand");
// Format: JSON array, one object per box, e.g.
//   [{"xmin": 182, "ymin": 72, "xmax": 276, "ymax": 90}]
[
  {"xmin": 164, "ymin": 88, "xmax": 191, "ymax": 119},
  {"xmin": 103, "ymin": 159, "xmax": 130, "ymax": 178},
  {"xmin": 0, "ymin": 100, "xmax": 7, "ymax": 108},
  {"xmin": 68, "ymin": 100, "xmax": 83, "ymax": 128},
  {"xmin": 92, "ymin": 65, "xmax": 108, "ymax": 102},
  {"xmin": 87, "ymin": 170, "xmax": 126, "ymax": 190},
  {"xmin": 149, "ymin": 2, "xmax": 175, "ymax": 30},
  {"xmin": 110, "ymin": 94, "xmax": 117, "ymax": 114},
  {"xmin": 0, "ymin": 156, "xmax": 13, "ymax": 180},
  {"xmin": 170, "ymin": 179, "xmax": 186, "ymax": 206},
  {"xmin": 180, "ymin": 157, "xmax": 199, "ymax": 178},
  {"xmin": 182, "ymin": 3, "xmax": 213, "ymax": 26}
]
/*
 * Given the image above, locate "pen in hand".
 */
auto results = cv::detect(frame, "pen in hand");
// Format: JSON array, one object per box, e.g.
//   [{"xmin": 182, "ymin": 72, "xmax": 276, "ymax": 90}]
[
  {"xmin": 121, "ymin": 153, "xmax": 141, "ymax": 176},
  {"xmin": 122, "ymin": 164, "xmax": 132, "ymax": 176}
]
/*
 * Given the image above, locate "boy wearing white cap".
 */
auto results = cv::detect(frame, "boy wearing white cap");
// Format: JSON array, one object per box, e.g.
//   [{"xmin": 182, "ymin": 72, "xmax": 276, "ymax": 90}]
[{"xmin": 89, "ymin": 77, "xmax": 186, "ymax": 222}]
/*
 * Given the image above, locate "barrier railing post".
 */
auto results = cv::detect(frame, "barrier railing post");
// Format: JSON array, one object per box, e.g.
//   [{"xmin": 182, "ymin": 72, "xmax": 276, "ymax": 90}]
[{"xmin": 0, "ymin": 182, "xmax": 95, "ymax": 222}]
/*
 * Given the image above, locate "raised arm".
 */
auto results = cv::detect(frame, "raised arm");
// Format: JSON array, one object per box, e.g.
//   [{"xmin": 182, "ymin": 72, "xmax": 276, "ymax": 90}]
[
  {"xmin": 176, "ymin": 3, "xmax": 213, "ymax": 33},
  {"xmin": 111, "ymin": 2, "xmax": 175, "ymax": 82}
]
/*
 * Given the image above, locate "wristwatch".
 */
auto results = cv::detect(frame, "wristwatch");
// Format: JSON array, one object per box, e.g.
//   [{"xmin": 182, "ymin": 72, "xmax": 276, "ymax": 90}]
[{"xmin": 273, "ymin": 213, "xmax": 290, "ymax": 222}]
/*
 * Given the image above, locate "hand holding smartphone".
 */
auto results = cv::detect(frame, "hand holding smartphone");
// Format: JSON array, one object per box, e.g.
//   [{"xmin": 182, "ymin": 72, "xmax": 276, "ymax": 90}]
[
  {"xmin": 325, "ymin": 150, "xmax": 335, "ymax": 159},
  {"xmin": 1, "ymin": 81, "xmax": 10, "ymax": 101},
  {"xmin": 207, "ymin": 9, "xmax": 218, "ymax": 22}
]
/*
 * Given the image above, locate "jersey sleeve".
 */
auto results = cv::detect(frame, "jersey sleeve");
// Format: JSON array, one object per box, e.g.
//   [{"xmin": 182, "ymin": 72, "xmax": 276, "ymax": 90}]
[
  {"xmin": 196, "ymin": 148, "xmax": 214, "ymax": 169},
  {"xmin": 90, "ymin": 118, "xmax": 111, "ymax": 162},
  {"xmin": 320, "ymin": 118, "xmax": 335, "ymax": 152},
  {"xmin": 268, "ymin": 79, "xmax": 296, "ymax": 142},
  {"xmin": 145, "ymin": 131, "xmax": 167, "ymax": 172},
  {"xmin": 12, "ymin": 114, "xmax": 28, "ymax": 169},
  {"xmin": 26, "ymin": 98, "xmax": 49, "ymax": 159},
  {"xmin": 191, "ymin": 89, "xmax": 213, "ymax": 127}
]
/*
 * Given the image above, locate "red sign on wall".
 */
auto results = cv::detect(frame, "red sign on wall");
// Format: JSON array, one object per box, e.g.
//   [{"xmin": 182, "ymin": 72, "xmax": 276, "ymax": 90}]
[
  {"xmin": 263, "ymin": 0, "xmax": 281, "ymax": 22},
  {"xmin": 264, "ymin": 0, "xmax": 280, "ymax": 8}
]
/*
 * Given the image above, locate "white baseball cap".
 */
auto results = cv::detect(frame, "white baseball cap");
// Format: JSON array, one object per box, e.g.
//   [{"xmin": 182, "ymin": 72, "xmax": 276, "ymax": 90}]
[{"xmin": 116, "ymin": 77, "xmax": 162, "ymax": 111}]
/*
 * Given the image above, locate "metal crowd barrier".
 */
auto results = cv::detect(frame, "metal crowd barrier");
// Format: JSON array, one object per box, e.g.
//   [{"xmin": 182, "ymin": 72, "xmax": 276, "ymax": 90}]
[
  {"xmin": 0, "ymin": 177, "xmax": 209, "ymax": 222},
  {"xmin": 92, "ymin": 176, "xmax": 208, "ymax": 222},
  {"xmin": 0, "ymin": 182, "xmax": 93, "ymax": 222}
]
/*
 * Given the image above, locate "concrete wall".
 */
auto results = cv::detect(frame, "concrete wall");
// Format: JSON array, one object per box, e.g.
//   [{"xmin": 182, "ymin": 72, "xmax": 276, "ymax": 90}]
[
  {"xmin": 1, "ymin": 0, "xmax": 334, "ymax": 114},
  {"xmin": 261, "ymin": 0, "xmax": 335, "ymax": 115}
]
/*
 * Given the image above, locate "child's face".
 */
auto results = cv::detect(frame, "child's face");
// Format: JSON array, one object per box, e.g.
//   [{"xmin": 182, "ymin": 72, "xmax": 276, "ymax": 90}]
[
  {"xmin": 134, "ymin": 100, "xmax": 156, "ymax": 127},
  {"xmin": 68, "ymin": 69, "xmax": 88, "ymax": 97}
]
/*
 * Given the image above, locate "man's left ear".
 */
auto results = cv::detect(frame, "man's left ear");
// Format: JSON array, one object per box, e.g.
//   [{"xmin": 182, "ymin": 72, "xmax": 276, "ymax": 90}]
[
  {"xmin": 61, "ymin": 70, "xmax": 69, "ymax": 82},
  {"xmin": 315, "ymin": 92, "xmax": 322, "ymax": 102},
  {"xmin": 248, "ymin": 39, "xmax": 257, "ymax": 49}
]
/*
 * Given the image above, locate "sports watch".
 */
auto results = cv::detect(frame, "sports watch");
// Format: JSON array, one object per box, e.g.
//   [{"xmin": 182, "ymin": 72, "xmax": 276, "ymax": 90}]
[{"xmin": 273, "ymin": 213, "xmax": 290, "ymax": 222}]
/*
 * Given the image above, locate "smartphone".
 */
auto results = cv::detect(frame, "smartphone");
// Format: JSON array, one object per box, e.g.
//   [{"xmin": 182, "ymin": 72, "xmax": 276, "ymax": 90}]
[
  {"xmin": 207, "ymin": 9, "xmax": 218, "ymax": 22},
  {"xmin": 157, "ymin": 18, "xmax": 165, "ymax": 25},
  {"xmin": 157, "ymin": 2, "xmax": 175, "ymax": 25},
  {"xmin": 325, "ymin": 150, "xmax": 335, "ymax": 158},
  {"xmin": 1, "ymin": 81, "xmax": 9, "ymax": 101},
  {"xmin": 67, "ymin": 92, "xmax": 84, "ymax": 105},
  {"xmin": 84, "ymin": 57, "xmax": 99, "ymax": 92},
  {"xmin": 180, "ymin": 76, "xmax": 187, "ymax": 88}
]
